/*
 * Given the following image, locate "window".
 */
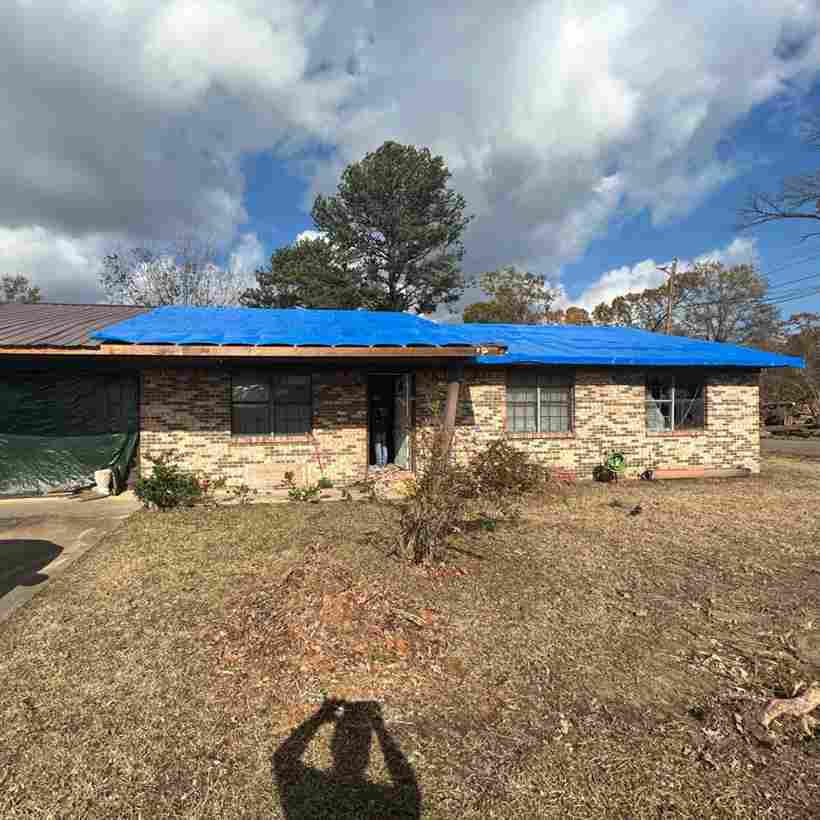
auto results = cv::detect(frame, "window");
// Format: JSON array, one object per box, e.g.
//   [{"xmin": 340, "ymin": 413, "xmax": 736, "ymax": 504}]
[
  {"xmin": 506, "ymin": 370, "xmax": 573, "ymax": 433},
  {"xmin": 645, "ymin": 374, "xmax": 705, "ymax": 432},
  {"xmin": 231, "ymin": 371, "xmax": 312, "ymax": 436}
]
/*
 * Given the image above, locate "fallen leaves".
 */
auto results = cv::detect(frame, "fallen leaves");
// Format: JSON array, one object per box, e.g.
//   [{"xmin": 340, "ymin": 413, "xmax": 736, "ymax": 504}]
[{"xmin": 209, "ymin": 545, "xmax": 451, "ymax": 709}]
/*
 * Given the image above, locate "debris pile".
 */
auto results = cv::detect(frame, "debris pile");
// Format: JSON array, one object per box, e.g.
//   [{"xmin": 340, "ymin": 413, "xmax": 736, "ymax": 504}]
[{"xmin": 209, "ymin": 546, "xmax": 449, "ymax": 702}]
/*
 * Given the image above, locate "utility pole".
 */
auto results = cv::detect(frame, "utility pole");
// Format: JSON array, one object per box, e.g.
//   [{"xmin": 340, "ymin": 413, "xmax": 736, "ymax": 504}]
[{"xmin": 657, "ymin": 257, "xmax": 678, "ymax": 334}]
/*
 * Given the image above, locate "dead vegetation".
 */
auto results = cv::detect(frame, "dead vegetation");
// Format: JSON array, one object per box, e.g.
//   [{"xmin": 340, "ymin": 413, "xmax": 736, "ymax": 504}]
[{"xmin": 0, "ymin": 455, "xmax": 818, "ymax": 818}]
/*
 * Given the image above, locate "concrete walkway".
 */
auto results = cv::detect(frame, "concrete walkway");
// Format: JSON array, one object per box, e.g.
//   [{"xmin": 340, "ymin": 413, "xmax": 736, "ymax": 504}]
[{"xmin": 0, "ymin": 491, "xmax": 141, "ymax": 623}]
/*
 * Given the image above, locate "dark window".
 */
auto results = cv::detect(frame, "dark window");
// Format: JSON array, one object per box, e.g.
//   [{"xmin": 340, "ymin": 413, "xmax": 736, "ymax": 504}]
[
  {"xmin": 506, "ymin": 370, "xmax": 573, "ymax": 433},
  {"xmin": 646, "ymin": 374, "xmax": 705, "ymax": 431},
  {"xmin": 231, "ymin": 371, "xmax": 312, "ymax": 436}
]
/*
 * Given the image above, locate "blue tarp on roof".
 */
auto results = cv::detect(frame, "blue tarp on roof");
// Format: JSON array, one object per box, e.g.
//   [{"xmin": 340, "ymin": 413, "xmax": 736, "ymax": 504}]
[
  {"xmin": 453, "ymin": 323, "xmax": 804, "ymax": 369},
  {"xmin": 92, "ymin": 305, "xmax": 474, "ymax": 348},
  {"xmin": 91, "ymin": 306, "xmax": 804, "ymax": 368}
]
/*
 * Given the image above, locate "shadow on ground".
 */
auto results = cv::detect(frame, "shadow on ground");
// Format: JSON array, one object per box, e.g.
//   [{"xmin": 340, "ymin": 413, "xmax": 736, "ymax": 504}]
[
  {"xmin": 273, "ymin": 700, "xmax": 421, "ymax": 819},
  {"xmin": 0, "ymin": 539, "xmax": 63, "ymax": 599}
]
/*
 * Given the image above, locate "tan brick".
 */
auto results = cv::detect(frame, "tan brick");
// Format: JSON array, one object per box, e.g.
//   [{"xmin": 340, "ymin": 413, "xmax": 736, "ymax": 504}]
[{"xmin": 139, "ymin": 365, "xmax": 760, "ymax": 490}]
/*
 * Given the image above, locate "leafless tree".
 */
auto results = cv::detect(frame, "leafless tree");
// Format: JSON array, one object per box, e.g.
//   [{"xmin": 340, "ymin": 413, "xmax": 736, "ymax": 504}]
[
  {"xmin": 100, "ymin": 236, "xmax": 244, "ymax": 306},
  {"xmin": 739, "ymin": 112, "xmax": 820, "ymax": 240}
]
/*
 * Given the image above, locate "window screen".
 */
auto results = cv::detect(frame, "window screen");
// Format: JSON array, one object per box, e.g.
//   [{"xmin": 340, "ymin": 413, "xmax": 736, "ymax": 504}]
[
  {"xmin": 646, "ymin": 374, "xmax": 705, "ymax": 432},
  {"xmin": 506, "ymin": 370, "xmax": 573, "ymax": 433},
  {"xmin": 231, "ymin": 371, "xmax": 312, "ymax": 435}
]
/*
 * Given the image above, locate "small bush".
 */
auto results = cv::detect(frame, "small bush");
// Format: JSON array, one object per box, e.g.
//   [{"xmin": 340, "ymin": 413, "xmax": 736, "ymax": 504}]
[
  {"xmin": 468, "ymin": 439, "xmax": 549, "ymax": 516},
  {"xmin": 135, "ymin": 454, "xmax": 203, "ymax": 510},
  {"xmin": 284, "ymin": 474, "xmax": 322, "ymax": 502},
  {"xmin": 229, "ymin": 483, "xmax": 258, "ymax": 505},
  {"xmin": 397, "ymin": 433, "xmax": 548, "ymax": 563}
]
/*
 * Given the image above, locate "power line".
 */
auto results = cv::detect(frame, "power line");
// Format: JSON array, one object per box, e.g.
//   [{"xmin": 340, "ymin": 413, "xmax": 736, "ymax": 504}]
[
  {"xmin": 764, "ymin": 270, "xmax": 820, "ymax": 291},
  {"xmin": 670, "ymin": 284, "xmax": 820, "ymax": 311},
  {"xmin": 759, "ymin": 287, "xmax": 820, "ymax": 306},
  {"xmin": 764, "ymin": 251, "xmax": 820, "ymax": 277}
]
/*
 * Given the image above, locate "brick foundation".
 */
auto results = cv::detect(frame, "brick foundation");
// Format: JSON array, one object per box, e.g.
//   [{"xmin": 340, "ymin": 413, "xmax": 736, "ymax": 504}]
[{"xmin": 139, "ymin": 364, "xmax": 760, "ymax": 490}]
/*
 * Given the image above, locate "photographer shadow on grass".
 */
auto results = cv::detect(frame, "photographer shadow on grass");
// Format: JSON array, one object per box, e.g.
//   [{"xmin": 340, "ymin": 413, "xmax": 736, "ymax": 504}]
[{"xmin": 272, "ymin": 699, "xmax": 420, "ymax": 820}]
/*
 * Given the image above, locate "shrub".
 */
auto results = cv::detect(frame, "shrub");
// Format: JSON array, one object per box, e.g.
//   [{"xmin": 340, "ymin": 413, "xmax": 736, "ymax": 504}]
[
  {"xmin": 397, "ymin": 433, "xmax": 548, "ymax": 563},
  {"xmin": 229, "ymin": 483, "xmax": 258, "ymax": 505},
  {"xmin": 284, "ymin": 473, "xmax": 322, "ymax": 502},
  {"xmin": 468, "ymin": 438, "xmax": 549, "ymax": 516},
  {"xmin": 135, "ymin": 454, "xmax": 203, "ymax": 510}
]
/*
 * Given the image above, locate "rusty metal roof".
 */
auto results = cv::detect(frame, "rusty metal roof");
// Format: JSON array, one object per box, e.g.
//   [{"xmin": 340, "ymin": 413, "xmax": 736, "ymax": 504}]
[{"xmin": 0, "ymin": 303, "xmax": 149, "ymax": 348}]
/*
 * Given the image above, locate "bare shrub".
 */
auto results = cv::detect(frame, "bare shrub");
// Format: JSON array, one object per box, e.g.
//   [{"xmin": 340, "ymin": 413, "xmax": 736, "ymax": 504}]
[
  {"xmin": 467, "ymin": 439, "xmax": 549, "ymax": 520},
  {"xmin": 397, "ymin": 432, "xmax": 548, "ymax": 563}
]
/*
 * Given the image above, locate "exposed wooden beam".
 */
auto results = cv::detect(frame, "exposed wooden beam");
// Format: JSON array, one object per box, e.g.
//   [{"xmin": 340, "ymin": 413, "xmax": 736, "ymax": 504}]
[
  {"xmin": 98, "ymin": 344, "xmax": 486, "ymax": 358},
  {"xmin": 0, "ymin": 343, "xmax": 505, "ymax": 358}
]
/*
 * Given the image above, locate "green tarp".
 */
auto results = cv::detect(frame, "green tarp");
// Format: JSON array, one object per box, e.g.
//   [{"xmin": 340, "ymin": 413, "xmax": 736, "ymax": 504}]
[{"xmin": 0, "ymin": 370, "xmax": 138, "ymax": 496}]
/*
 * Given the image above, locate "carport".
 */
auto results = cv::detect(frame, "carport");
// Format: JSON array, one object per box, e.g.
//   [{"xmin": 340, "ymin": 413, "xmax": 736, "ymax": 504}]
[{"xmin": 0, "ymin": 303, "xmax": 147, "ymax": 496}]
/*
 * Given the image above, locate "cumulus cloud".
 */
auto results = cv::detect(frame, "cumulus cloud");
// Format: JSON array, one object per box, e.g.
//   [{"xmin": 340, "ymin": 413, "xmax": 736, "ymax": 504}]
[
  {"xmin": 226, "ymin": 231, "xmax": 267, "ymax": 297},
  {"xmin": 0, "ymin": 227, "xmax": 110, "ymax": 303},
  {"xmin": 0, "ymin": 0, "xmax": 354, "ymax": 300},
  {"xmin": 0, "ymin": 1, "xmax": 818, "ymax": 302},
  {"xmin": 570, "ymin": 236, "xmax": 762, "ymax": 310},
  {"xmin": 229, "ymin": 232, "xmax": 266, "ymax": 277},
  {"xmin": 311, "ymin": 0, "xmax": 820, "ymax": 277},
  {"xmin": 293, "ymin": 230, "xmax": 326, "ymax": 244}
]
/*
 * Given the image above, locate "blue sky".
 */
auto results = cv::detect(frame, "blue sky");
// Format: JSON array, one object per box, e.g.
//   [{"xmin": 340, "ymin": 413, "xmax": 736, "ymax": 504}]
[
  {"xmin": 1, "ymin": 1, "xmax": 819, "ymax": 320},
  {"xmin": 558, "ymin": 85, "xmax": 820, "ymax": 315}
]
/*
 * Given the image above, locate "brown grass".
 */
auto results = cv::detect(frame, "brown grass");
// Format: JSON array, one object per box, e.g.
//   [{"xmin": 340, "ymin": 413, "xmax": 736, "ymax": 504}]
[{"xmin": 0, "ymin": 455, "xmax": 818, "ymax": 818}]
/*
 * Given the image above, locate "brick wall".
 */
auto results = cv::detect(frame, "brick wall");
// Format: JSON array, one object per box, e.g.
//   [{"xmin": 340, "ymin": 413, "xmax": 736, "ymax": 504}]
[
  {"xmin": 415, "ymin": 366, "xmax": 760, "ymax": 479},
  {"xmin": 139, "ymin": 364, "xmax": 760, "ymax": 490},
  {"xmin": 140, "ymin": 367, "xmax": 368, "ymax": 490}
]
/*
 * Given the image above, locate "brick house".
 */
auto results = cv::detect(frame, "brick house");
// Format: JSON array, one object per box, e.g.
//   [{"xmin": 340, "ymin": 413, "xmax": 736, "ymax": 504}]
[{"xmin": 0, "ymin": 303, "xmax": 803, "ymax": 495}]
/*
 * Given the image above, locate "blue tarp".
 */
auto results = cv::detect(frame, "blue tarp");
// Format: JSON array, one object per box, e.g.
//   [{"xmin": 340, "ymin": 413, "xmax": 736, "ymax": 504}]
[
  {"xmin": 92, "ymin": 305, "xmax": 475, "ymax": 348},
  {"xmin": 91, "ymin": 306, "xmax": 804, "ymax": 368},
  {"xmin": 453, "ymin": 323, "xmax": 804, "ymax": 369}
]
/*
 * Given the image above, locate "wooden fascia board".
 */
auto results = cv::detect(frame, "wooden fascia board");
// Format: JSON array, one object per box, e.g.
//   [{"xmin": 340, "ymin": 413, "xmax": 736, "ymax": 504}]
[
  {"xmin": 98, "ymin": 344, "xmax": 485, "ymax": 358},
  {"xmin": 0, "ymin": 343, "xmax": 504, "ymax": 358}
]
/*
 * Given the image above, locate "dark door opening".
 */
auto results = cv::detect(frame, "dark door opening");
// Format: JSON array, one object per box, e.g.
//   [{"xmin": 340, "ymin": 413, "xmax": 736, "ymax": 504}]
[{"xmin": 368, "ymin": 374, "xmax": 412, "ymax": 469}]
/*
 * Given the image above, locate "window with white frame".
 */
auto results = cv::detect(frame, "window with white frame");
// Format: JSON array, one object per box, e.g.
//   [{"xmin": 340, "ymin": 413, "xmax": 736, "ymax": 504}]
[
  {"xmin": 231, "ymin": 371, "xmax": 312, "ymax": 436},
  {"xmin": 506, "ymin": 370, "xmax": 574, "ymax": 433},
  {"xmin": 645, "ymin": 373, "xmax": 705, "ymax": 432}
]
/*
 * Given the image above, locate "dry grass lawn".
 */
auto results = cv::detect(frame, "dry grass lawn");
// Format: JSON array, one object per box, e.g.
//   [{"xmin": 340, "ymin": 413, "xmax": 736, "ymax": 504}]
[{"xmin": 1, "ymin": 456, "xmax": 818, "ymax": 818}]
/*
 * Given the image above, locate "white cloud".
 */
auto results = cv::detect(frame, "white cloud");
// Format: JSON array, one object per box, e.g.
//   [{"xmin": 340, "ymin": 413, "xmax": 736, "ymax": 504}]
[
  {"xmin": 571, "ymin": 258, "xmax": 669, "ymax": 311},
  {"xmin": 696, "ymin": 236, "xmax": 761, "ymax": 267},
  {"xmin": 570, "ymin": 236, "xmax": 761, "ymax": 310},
  {"xmin": 294, "ymin": 229, "xmax": 326, "ymax": 244},
  {"xmin": 228, "ymin": 231, "xmax": 266, "ymax": 281},
  {"xmin": 0, "ymin": 226, "xmax": 110, "ymax": 303},
  {"xmin": 0, "ymin": 1, "xmax": 818, "ymax": 302},
  {"xmin": 311, "ymin": 0, "xmax": 820, "ymax": 280}
]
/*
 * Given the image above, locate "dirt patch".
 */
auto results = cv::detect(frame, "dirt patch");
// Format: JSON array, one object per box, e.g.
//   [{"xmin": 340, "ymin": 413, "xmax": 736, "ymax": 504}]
[{"xmin": 0, "ymin": 458, "xmax": 817, "ymax": 818}]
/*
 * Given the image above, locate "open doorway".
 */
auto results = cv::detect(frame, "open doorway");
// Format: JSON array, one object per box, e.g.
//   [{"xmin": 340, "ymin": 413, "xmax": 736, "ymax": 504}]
[{"xmin": 368, "ymin": 374, "xmax": 413, "ymax": 470}]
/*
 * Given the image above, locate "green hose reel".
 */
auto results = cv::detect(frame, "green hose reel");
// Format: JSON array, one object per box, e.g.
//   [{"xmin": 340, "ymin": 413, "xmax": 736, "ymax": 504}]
[
  {"xmin": 593, "ymin": 451, "xmax": 627, "ymax": 482},
  {"xmin": 605, "ymin": 452, "xmax": 626, "ymax": 474}
]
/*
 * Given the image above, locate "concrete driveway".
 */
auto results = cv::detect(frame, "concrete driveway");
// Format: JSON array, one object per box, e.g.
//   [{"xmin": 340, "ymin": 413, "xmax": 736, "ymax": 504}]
[{"xmin": 0, "ymin": 492, "xmax": 141, "ymax": 623}]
